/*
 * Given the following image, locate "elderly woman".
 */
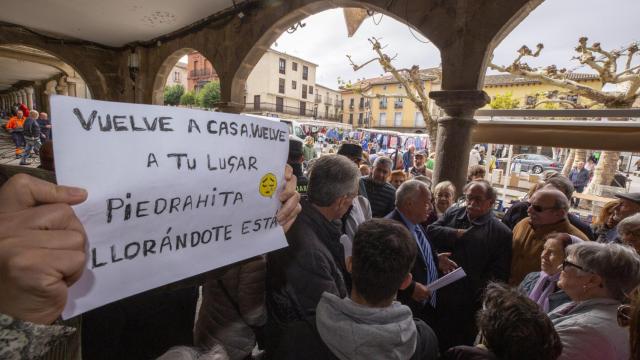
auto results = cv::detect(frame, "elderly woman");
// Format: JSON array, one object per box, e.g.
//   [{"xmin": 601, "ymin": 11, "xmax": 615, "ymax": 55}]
[
  {"xmin": 549, "ymin": 242, "xmax": 640, "ymax": 360},
  {"xmin": 433, "ymin": 181, "xmax": 456, "ymax": 218},
  {"xmin": 618, "ymin": 213, "xmax": 640, "ymax": 253},
  {"xmin": 519, "ymin": 232, "xmax": 575, "ymax": 313}
]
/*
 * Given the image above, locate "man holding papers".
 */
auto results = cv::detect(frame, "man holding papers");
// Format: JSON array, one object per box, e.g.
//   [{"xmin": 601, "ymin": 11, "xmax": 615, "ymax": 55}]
[
  {"xmin": 427, "ymin": 180, "xmax": 512, "ymax": 351},
  {"xmin": 385, "ymin": 180, "xmax": 454, "ymax": 329}
]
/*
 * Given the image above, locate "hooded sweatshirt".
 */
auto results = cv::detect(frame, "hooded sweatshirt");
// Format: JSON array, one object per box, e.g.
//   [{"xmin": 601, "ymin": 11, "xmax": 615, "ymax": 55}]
[{"xmin": 316, "ymin": 292, "xmax": 417, "ymax": 360}]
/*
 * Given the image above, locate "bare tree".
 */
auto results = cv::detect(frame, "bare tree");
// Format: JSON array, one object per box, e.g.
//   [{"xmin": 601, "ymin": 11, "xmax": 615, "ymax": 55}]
[
  {"xmin": 345, "ymin": 37, "xmax": 440, "ymax": 152},
  {"xmin": 489, "ymin": 37, "xmax": 640, "ymax": 191}
]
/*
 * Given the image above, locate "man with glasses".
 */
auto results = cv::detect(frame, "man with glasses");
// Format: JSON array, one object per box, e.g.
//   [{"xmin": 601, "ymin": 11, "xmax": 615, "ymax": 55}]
[
  {"xmin": 426, "ymin": 180, "xmax": 512, "ymax": 351},
  {"xmin": 510, "ymin": 189, "xmax": 589, "ymax": 285}
]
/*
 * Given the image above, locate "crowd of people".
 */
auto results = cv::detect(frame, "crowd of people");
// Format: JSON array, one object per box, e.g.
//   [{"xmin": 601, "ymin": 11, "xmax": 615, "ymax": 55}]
[
  {"xmin": 3, "ymin": 104, "xmax": 52, "ymax": 165},
  {"xmin": 2, "ymin": 131, "xmax": 640, "ymax": 359}
]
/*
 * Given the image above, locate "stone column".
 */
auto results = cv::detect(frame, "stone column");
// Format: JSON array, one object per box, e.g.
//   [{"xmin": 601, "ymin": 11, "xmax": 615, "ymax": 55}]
[
  {"xmin": 45, "ymin": 80, "xmax": 58, "ymax": 114},
  {"xmin": 429, "ymin": 90, "xmax": 490, "ymax": 196},
  {"xmin": 215, "ymin": 101, "xmax": 244, "ymax": 114},
  {"xmin": 56, "ymin": 77, "xmax": 69, "ymax": 96},
  {"xmin": 25, "ymin": 87, "xmax": 34, "ymax": 110}
]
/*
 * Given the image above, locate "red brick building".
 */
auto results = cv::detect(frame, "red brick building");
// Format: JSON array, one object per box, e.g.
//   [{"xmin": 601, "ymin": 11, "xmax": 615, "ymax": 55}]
[{"xmin": 187, "ymin": 51, "xmax": 218, "ymax": 91}]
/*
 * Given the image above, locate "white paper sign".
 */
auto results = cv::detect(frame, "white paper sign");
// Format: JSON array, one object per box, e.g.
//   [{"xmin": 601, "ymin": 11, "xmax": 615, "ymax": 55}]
[
  {"xmin": 51, "ymin": 96, "xmax": 289, "ymax": 319},
  {"xmin": 426, "ymin": 267, "xmax": 467, "ymax": 291}
]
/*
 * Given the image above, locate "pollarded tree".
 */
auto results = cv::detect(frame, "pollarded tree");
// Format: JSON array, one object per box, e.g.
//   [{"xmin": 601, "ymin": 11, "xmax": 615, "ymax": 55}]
[
  {"xmin": 489, "ymin": 38, "xmax": 640, "ymax": 191},
  {"xmin": 345, "ymin": 37, "xmax": 441, "ymax": 153},
  {"xmin": 197, "ymin": 81, "xmax": 221, "ymax": 109},
  {"xmin": 180, "ymin": 90, "xmax": 196, "ymax": 106}
]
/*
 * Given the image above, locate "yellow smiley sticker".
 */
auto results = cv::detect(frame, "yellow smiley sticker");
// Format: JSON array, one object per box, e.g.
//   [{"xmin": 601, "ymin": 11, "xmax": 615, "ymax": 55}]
[{"xmin": 259, "ymin": 173, "xmax": 278, "ymax": 198}]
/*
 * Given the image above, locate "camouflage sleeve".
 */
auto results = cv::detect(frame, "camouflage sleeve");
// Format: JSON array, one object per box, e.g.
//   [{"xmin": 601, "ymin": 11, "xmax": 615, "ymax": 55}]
[{"xmin": 0, "ymin": 313, "xmax": 75, "ymax": 359}]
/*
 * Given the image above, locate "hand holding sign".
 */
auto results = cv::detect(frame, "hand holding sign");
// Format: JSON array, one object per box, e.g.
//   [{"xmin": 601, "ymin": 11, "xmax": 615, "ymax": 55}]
[
  {"xmin": 51, "ymin": 96, "xmax": 292, "ymax": 318},
  {"xmin": 0, "ymin": 174, "xmax": 87, "ymax": 325}
]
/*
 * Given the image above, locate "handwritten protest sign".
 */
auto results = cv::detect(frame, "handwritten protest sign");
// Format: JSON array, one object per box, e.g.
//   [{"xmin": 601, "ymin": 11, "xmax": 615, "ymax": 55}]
[{"xmin": 50, "ymin": 96, "xmax": 289, "ymax": 319}]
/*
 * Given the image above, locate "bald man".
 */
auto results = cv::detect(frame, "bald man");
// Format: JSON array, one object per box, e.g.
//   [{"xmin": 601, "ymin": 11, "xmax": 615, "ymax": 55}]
[{"xmin": 510, "ymin": 189, "xmax": 589, "ymax": 285}]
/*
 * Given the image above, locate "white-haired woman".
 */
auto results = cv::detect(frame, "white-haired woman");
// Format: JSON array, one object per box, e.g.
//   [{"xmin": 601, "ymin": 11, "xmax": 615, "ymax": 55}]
[{"xmin": 549, "ymin": 242, "xmax": 640, "ymax": 360}]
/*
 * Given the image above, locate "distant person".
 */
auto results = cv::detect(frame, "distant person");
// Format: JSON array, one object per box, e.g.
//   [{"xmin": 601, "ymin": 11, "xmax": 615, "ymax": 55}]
[
  {"xmin": 402, "ymin": 145, "xmax": 416, "ymax": 173},
  {"xmin": 426, "ymin": 153, "xmax": 436, "ymax": 171},
  {"xmin": 6, "ymin": 109, "xmax": 26, "ymax": 158},
  {"xmin": 468, "ymin": 145, "xmax": 481, "ymax": 167},
  {"xmin": 568, "ymin": 161, "xmax": 589, "ymax": 207},
  {"xmin": 389, "ymin": 170, "xmax": 407, "ymax": 189},
  {"xmin": 276, "ymin": 219, "xmax": 440, "ymax": 360},
  {"xmin": 20, "ymin": 110, "xmax": 41, "ymax": 166},
  {"xmin": 288, "ymin": 136, "xmax": 308, "ymax": 198},
  {"xmin": 361, "ymin": 157, "xmax": 396, "ymax": 218},
  {"xmin": 592, "ymin": 200, "xmax": 621, "ymax": 243},
  {"xmin": 302, "ymin": 136, "xmax": 317, "ymax": 161},
  {"xmin": 600, "ymin": 193, "xmax": 640, "ymax": 244},
  {"xmin": 37, "ymin": 111, "xmax": 52, "ymax": 142},
  {"xmin": 359, "ymin": 164, "xmax": 370, "ymax": 177},
  {"xmin": 409, "ymin": 150, "xmax": 429, "ymax": 178},
  {"xmin": 38, "ymin": 140, "xmax": 55, "ymax": 172},
  {"xmin": 467, "ymin": 164, "xmax": 486, "ymax": 182}
]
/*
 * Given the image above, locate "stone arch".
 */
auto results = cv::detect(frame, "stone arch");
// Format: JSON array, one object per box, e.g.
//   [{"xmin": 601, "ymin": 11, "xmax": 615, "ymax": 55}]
[
  {"xmin": 150, "ymin": 48, "xmax": 196, "ymax": 105},
  {"xmin": 0, "ymin": 40, "xmax": 104, "ymax": 100},
  {"xmin": 225, "ymin": 1, "xmax": 440, "ymax": 108}
]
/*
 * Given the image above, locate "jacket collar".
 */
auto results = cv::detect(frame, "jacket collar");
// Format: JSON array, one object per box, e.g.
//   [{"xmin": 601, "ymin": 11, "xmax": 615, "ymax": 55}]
[{"xmin": 455, "ymin": 207, "xmax": 494, "ymax": 226}]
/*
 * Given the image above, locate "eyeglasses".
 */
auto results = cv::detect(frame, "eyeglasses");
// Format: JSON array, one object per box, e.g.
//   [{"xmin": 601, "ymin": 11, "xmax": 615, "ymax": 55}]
[
  {"xmin": 617, "ymin": 304, "xmax": 632, "ymax": 327},
  {"xmin": 529, "ymin": 204, "xmax": 559, "ymax": 212},
  {"xmin": 561, "ymin": 259, "xmax": 590, "ymax": 273}
]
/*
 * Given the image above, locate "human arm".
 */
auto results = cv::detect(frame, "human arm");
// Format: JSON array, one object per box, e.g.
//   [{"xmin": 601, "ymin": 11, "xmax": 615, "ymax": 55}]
[
  {"xmin": 437, "ymin": 252, "xmax": 458, "ymax": 274},
  {"xmin": 489, "ymin": 227, "xmax": 513, "ymax": 283},
  {"xmin": 426, "ymin": 210, "xmax": 462, "ymax": 250}
]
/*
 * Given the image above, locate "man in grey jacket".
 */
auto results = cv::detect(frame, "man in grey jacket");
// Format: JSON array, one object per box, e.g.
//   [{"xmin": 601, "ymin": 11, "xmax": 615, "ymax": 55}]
[
  {"xmin": 275, "ymin": 219, "xmax": 439, "ymax": 360},
  {"xmin": 266, "ymin": 155, "xmax": 361, "ymax": 354}
]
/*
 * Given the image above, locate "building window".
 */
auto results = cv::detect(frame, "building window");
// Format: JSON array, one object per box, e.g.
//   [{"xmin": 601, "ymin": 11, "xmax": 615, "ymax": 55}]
[
  {"xmin": 349, "ymin": 113, "xmax": 353, "ymax": 124},
  {"xmin": 358, "ymin": 113, "xmax": 363, "ymax": 126},
  {"xmin": 302, "ymin": 84, "xmax": 308, "ymax": 99},
  {"xmin": 292, "ymin": 80, "xmax": 297, "ymax": 90},
  {"xmin": 173, "ymin": 71, "xmax": 180, "ymax": 82},
  {"xmin": 398, "ymin": 84, "xmax": 403, "ymax": 89},
  {"xmin": 292, "ymin": 62, "xmax": 298, "ymax": 71},
  {"xmin": 394, "ymin": 112, "xmax": 402, "ymax": 126},
  {"xmin": 279, "ymin": 78, "xmax": 285, "ymax": 94},
  {"xmin": 279, "ymin": 58, "xmax": 286, "ymax": 74},
  {"xmin": 253, "ymin": 95, "xmax": 260, "ymax": 110},
  {"xmin": 349, "ymin": 98, "xmax": 354, "ymax": 110},
  {"xmin": 379, "ymin": 96, "xmax": 388, "ymax": 109},
  {"xmin": 394, "ymin": 98, "xmax": 404, "ymax": 109},
  {"xmin": 359, "ymin": 97, "xmax": 364, "ymax": 109},
  {"xmin": 414, "ymin": 111, "xmax": 425, "ymax": 127},
  {"xmin": 300, "ymin": 101, "xmax": 306, "ymax": 116},
  {"xmin": 383, "ymin": 85, "xmax": 387, "ymax": 90},
  {"xmin": 302, "ymin": 65, "xmax": 308, "ymax": 80},
  {"xmin": 567, "ymin": 94, "xmax": 579, "ymax": 103},
  {"xmin": 526, "ymin": 95, "xmax": 537, "ymax": 106},
  {"xmin": 325, "ymin": 105, "xmax": 329, "ymax": 118},
  {"xmin": 309, "ymin": 86, "xmax": 313, "ymax": 95},
  {"xmin": 276, "ymin": 97, "xmax": 284, "ymax": 112},
  {"xmin": 379, "ymin": 112, "xmax": 387, "ymax": 127}
]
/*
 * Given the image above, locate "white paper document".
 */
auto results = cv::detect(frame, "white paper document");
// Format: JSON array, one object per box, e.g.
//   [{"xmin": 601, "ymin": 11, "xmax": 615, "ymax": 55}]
[
  {"xmin": 426, "ymin": 267, "xmax": 467, "ymax": 291},
  {"xmin": 51, "ymin": 96, "xmax": 289, "ymax": 318}
]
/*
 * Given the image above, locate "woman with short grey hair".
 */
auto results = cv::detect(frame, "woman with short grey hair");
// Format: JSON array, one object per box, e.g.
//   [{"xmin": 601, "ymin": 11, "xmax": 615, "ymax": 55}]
[
  {"xmin": 549, "ymin": 242, "xmax": 640, "ymax": 360},
  {"xmin": 618, "ymin": 213, "xmax": 640, "ymax": 253}
]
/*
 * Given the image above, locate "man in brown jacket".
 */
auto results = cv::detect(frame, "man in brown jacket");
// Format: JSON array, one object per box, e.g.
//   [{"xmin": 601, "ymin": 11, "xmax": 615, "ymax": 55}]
[{"xmin": 510, "ymin": 189, "xmax": 588, "ymax": 285}]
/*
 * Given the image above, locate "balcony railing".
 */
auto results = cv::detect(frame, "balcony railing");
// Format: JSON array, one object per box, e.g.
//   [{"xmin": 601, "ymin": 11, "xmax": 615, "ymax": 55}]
[
  {"xmin": 394, "ymin": 102, "xmax": 403, "ymax": 109},
  {"xmin": 244, "ymin": 102, "xmax": 314, "ymax": 117},
  {"xmin": 189, "ymin": 69, "xmax": 211, "ymax": 78},
  {"xmin": 379, "ymin": 101, "xmax": 388, "ymax": 109},
  {"xmin": 315, "ymin": 95, "xmax": 322, "ymax": 104}
]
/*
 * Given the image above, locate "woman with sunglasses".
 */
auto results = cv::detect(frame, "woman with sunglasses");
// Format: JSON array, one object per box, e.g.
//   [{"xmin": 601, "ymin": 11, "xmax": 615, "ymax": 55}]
[
  {"xmin": 519, "ymin": 232, "xmax": 577, "ymax": 313},
  {"xmin": 548, "ymin": 242, "xmax": 640, "ymax": 360}
]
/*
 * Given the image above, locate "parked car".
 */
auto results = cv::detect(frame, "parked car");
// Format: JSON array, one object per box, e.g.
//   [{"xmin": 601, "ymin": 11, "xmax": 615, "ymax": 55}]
[{"xmin": 498, "ymin": 153, "xmax": 560, "ymax": 174}]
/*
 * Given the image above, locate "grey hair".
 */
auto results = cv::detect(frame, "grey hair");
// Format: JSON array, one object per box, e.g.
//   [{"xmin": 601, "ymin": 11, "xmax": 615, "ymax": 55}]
[
  {"xmin": 618, "ymin": 213, "xmax": 640, "ymax": 236},
  {"xmin": 308, "ymin": 155, "xmax": 360, "ymax": 207},
  {"xmin": 373, "ymin": 156, "xmax": 393, "ymax": 169},
  {"xmin": 396, "ymin": 180, "xmax": 430, "ymax": 207},
  {"xmin": 566, "ymin": 242, "xmax": 640, "ymax": 302},
  {"xmin": 156, "ymin": 345, "xmax": 229, "ymax": 360},
  {"xmin": 543, "ymin": 176, "xmax": 575, "ymax": 201},
  {"xmin": 29, "ymin": 110, "xmax": 39, "ymax": 118}
]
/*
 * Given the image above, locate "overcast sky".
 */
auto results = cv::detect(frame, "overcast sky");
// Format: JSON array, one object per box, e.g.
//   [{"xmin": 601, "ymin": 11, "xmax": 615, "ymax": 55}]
[{"xmin": 265, "ymin": 0, "xmax": 639, "ymax": 90}]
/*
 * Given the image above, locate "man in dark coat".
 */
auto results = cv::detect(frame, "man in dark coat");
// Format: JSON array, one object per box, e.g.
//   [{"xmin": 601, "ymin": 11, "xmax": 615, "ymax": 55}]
[
  {"xmin": 266, "ymin": 155, "xmax": 361, "ymax": 354},
  {"xmin": 360, "ymin": 156, "xmax": 396, "ymax": 217},
  {"xmin": 385, "ymin": 180, "xmax": 454, "ymax": 326},
  {"xmin": 568, "ymin": 161, "xmax": 590, "ymax": 207},
  {"xmin": 275, "ymin": 219, "xmax": 439, "ymax": 360},
  {"xmin": 427, "ymin": 180, "xmax": 512, "ymax": 351}
]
